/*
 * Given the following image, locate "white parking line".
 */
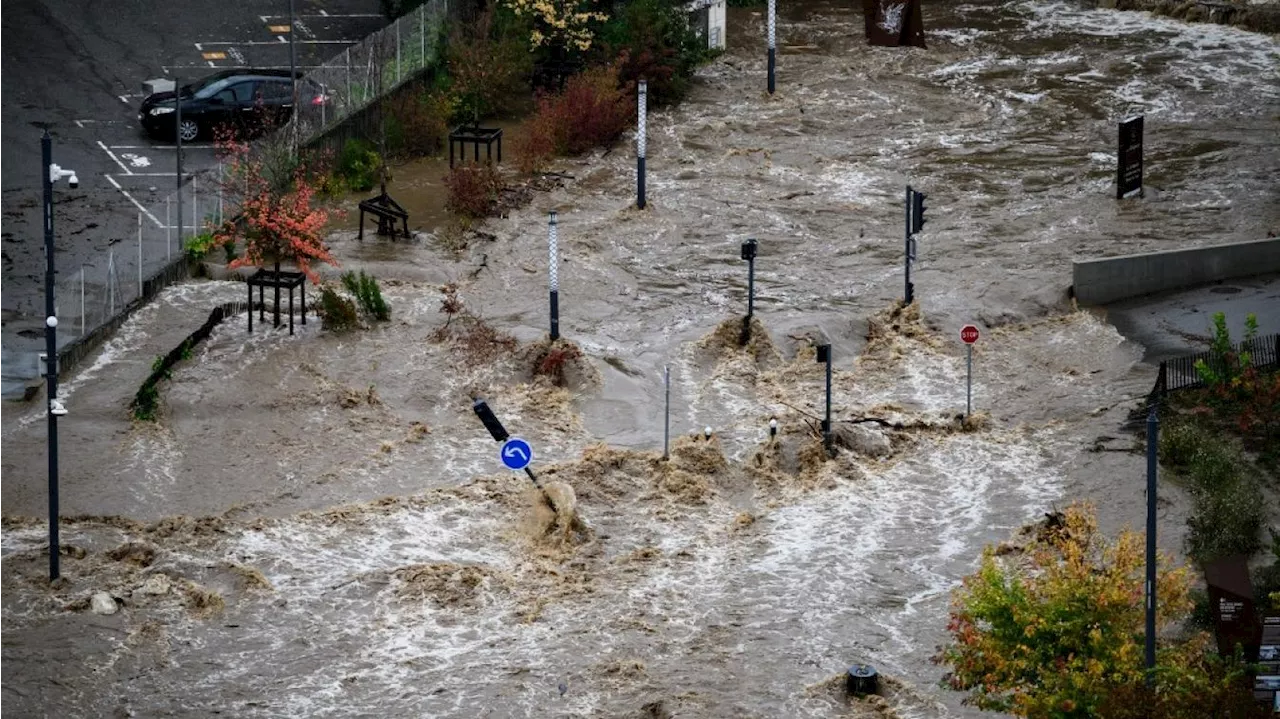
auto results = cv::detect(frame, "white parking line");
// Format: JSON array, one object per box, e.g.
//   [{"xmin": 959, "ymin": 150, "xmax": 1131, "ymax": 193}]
[
  {"xmin": 97, "ymin": 140, "xmax": 133, "ymax": 175},
  {"xmin": 104, "ymin": 175, "xmax": 164, "ymax": 228},
  {"xmin": 107, "ymin": 144, "xmax": 216, "ymax": 150},
  {"xmin": 259, "ymin": 12, "xmax": 381, "ymax": 19}
]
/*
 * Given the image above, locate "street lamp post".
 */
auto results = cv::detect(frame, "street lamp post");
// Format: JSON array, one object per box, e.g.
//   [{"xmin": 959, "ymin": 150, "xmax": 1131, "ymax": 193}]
[{"xmin": 42, "ymin": 130, "xmax": 76, "ymax": 581}]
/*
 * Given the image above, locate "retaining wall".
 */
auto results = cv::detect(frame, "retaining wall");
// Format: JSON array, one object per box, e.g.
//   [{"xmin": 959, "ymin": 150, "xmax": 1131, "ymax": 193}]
[{"xmin": 1072, "ymin": 238, "xmax": 1280, "ymax": 305}]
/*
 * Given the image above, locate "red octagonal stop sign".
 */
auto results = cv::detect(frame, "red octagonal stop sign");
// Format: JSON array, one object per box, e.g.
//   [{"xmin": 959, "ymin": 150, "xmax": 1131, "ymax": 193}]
[{"xmin": 960, "ymin": 325, "xmax": 980, "ymax": 344}]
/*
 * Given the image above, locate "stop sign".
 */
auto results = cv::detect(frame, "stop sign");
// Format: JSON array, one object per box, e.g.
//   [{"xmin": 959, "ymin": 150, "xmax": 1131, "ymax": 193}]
[{"xmin": 960, "ymin": 325, "xmax": 980, "ymax": 344}]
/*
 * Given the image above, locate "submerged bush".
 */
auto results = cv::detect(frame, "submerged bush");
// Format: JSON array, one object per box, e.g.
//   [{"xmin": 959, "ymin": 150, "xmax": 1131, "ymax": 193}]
[
  {"xmin": 514, "ymin": 65, "xmax": 631, "ymax": 171},
  {"xmin": 444, "ymin": 162, "xmax": 503, "ymax": 218},
  {"xmin": 319, "ymin": 286, "xmax": 359, "ymax": 333},
  {"xmin": 1187, "ymin": 477, "xmax": 1265, "ymax": 566},
  {"xmin": 336, "ymin": 138, "xmax": 382, "ymax": 192}
]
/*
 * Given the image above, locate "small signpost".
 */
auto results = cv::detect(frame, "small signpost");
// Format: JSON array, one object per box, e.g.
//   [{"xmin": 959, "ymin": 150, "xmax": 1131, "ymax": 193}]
[
  {"xmin": 501, "ymin": 437, "xmax": 533, "ymax": 471},
  {"xmin": 1117, "ymin": 115, "xmax": 1144, "ymax": 200},
  {"xmin": 816, "ymin": 343, "xmax": 833, "ymax": 456},
  {"xmin": 960, "ymin": 324, "xmax": 979, "ymax": 417},
  {"xmin": 472, "ymin": 398, "xmax": 554, "ymax": 510}
]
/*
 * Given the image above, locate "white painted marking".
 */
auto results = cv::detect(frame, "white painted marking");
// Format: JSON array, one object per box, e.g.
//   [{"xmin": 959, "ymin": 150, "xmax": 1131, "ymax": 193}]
[
  {"xmin": 278, "ymin": 35, "xmax": 287, "ymax": 43},
  {"xmin": 115, "ymin": 173, "xmax": 178, "ymax": 177},
  {"xmin": 104, "ymin": 175, "xmax": 164, "ymax": 228},
  {"xmin": 227, "ymin": 48, "xmax": 248, "ymax": 64},
  {"xmin": 208, "ymin": 60, "xmax": 216, "ymax": 67},
  {"xmin": 108, "ymin": 144, "xmax": 215, "ymax": 150},
  {"xmin": 259, "ymin": 12, "xmax": 379, "ymax": 18},
  {"xmin": 119, "ymin": 153, "xmax": 152, "ymax": 169},
  {"xmin": 195, "ymin": 42, "xmax": 204, "ymax": 51},
  {"xmin": 293, "ymin": 20, "xmax": 315, "ymax": 39},
  {"xmin": 119, "ymin": 95, "xmax": 130, "ymax": 104},
  {"xmin": 74, "ymin": 120, "xmax": 84, "ymax": 128},
  {"xmin": 97, "ymin": 140, "xmax": 133, "ymax": 175},
  {"xmin": 319, "ymin": 9, "xmax": 328, "ymax": 15}
]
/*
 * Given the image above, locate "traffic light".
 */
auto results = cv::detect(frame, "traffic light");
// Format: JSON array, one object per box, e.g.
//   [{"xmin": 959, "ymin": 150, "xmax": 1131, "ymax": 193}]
[
  {"xmin": 741, "ymin": 238, "xmax": 758, "ymax": 261},
  {"xmin": 911, "ymin": 190, "xmax": 927, "ymax": 234}
]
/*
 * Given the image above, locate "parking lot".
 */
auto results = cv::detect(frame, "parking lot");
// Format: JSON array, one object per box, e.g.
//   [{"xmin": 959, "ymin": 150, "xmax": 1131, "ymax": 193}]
[{"xmin": 1, "ymin": 0, "xmax": 387, "ymax": 392}]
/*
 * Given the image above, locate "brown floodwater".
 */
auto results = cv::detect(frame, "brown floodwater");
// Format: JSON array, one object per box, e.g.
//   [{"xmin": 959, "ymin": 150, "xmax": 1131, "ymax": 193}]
[{"xmin": 2, "ymin": 0, "xmax": 1277, "ymax": 716}]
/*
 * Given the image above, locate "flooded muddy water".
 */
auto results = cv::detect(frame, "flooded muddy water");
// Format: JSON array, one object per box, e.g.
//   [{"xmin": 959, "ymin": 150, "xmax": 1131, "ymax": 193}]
[{"xmin": 3, "ymin": 0, "xmax": 1278, "ymax": 716}]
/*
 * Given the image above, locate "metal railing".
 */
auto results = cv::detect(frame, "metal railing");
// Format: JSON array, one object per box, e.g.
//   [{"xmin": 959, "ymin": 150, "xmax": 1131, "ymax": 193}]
[{"xmin": 1152, "ymin": 333, "xmax": 1279, "ymax": 398}]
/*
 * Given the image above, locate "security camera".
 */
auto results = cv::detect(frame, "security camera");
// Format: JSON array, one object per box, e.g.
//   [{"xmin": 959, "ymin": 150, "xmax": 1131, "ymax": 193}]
[
  {"xmin": 49, "ymin": 399, "xmax": 68, "ymax": 417},
  {"xmin": 68, "ymin": 174, "xmax": 79, "ymax": 189}
]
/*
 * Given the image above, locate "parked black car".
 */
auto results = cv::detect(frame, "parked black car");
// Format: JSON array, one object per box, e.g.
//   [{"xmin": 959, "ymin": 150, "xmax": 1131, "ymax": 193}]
[{"xmin": 139, "ymin": 69, "xmax": 327, "ymax": 142}]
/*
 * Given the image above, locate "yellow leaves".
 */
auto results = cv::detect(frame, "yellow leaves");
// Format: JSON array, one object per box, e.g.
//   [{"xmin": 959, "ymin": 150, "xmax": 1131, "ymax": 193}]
[{"xmin": 501, "ymin": 0, "xmax": 607, "ymax": 50}]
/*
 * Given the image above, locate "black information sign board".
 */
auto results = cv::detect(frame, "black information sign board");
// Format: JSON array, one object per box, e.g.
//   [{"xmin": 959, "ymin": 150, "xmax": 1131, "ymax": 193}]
[
  {"xmin": 862, "ymin": 0, "xmax": 925, "ymax": 48},
  {"xmin": 1117, "ymin": 115, "xmax": 1144, "ymax": 199},
  {"xmin": 1205, "ymin": 555, "xmax": 1260, "ymax": 658}
]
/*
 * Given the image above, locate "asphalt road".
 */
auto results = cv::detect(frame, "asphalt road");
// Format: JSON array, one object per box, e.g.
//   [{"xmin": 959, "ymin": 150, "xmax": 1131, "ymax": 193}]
[{"xmin": 1, "ymin": 0, "xmax": 387, "ymax": 373}]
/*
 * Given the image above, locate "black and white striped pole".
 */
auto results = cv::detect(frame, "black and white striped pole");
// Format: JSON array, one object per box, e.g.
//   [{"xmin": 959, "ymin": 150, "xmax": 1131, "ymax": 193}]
[
  {"xmin": 548, "ymin": 211, "xmax": 560, "ymax": 341},
  {"xmin": 767, "ymin": 0, "xmax": 777, "ymax": 94},
  {"xmin": 637, "ymin": 79, "xmax": 647, "ymax": 210},
  {"xmin": 817, "ymin": 343, "xmax": 833, "ymax": 456},
  {"xmin": 663, "ymin": 365, "xmax": 671, "ymax": 460}
]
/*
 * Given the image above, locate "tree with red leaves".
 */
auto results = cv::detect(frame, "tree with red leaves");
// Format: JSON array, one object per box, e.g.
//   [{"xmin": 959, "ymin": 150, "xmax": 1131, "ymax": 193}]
[{"xmin": 211, "ymin": 134, "xmax": 338, "ymax": 327}]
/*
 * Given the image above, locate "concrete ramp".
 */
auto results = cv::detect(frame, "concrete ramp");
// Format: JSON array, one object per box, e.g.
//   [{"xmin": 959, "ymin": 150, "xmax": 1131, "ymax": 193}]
[{"xmin": 1072, "ymin": 238, "xmax": 1280, "ymax": 305}]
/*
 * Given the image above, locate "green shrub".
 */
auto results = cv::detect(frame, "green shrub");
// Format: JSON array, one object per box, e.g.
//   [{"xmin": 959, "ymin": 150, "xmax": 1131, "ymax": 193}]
[
  {"xmin": 185, "ymin": 231, "xmax": 226, "ymax": 262},
  {"xmin": 319, "ymin": 286, "xmax": 360, "ymax": 333},
  {"xmin": 1188, "ymin": 445, "xmax": 1242, "ymax": 494},
  {"xmin": 1187, "ymin": 477, "xmax": 1265, "ymax": 566},
  {"xmin": 598, "ymin": 0, "xmax": 710, "ymax": 106},
  {"xmin": 336, "ymin": 138, "xmax": 382, "ymax": 192},
  {"xmin": 341, "ymin": 271, "xmax": 391, "ymax": 322},
  {"xmin": 1159, "ymin": 421, "xmax": 1205, "ymax": 469}
]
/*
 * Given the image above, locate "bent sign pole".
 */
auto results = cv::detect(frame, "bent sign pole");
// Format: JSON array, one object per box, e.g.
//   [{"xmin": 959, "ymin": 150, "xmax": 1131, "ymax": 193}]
[
  {"xmin": 960, "ymin": 325, "xmax": 979, "ymax": 416},
  {"xmin": 472, "ymin": 398, "xmax": 555, "ymax": 511}
]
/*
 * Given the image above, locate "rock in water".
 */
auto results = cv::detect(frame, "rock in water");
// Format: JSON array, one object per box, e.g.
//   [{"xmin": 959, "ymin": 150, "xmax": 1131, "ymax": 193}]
[
  {"xmin": 141, "ymin": 573, "xmax": 171, "ymax": 596},
  {"xmin": 90, "ymin": 592, "xmax": 119, "ymax": 615}
]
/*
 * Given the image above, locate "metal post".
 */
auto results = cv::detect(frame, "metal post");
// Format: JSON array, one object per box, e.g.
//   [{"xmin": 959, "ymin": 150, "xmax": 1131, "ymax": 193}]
[
  {"xmin": 108, "ymin": 249, "xmax": 115, "ymax": 315},
  {"xmin": 396, "ymin": 19, "xmax": 401, "ymax": 85},
  {"xmin": 175, "ymin": 75, "xmax": 184, "ymax": 249},
  {"xmin": 137, "ymin": 212, "xmax": 143, "ymax": 295},
  {"xmin": 192, "ymin": 175, "xmax": 198, "ymax": 231},
  {"xmin": 966, "ymin": 344, "xmax": 973, "ymax": 417},
  {"xmin": 41, "ymin": 130, "xmax": 61, "ymax": 581},
  {"xmin": 217, "ymin": 162, "xmax": 224, "ymax": 225},
  {"xmin": 288, "ymin": 0, "xmax": 298, "ymax": 157},
  {"xmin": 346, "ymin": 48, "xmax": 353, "ymax": 108},
  {"xmin": 1145, "ymin": 406, "xmax": 1159, "ymax": 686},
  {"xmin": 740, "ymin": 238, "xmax": 757, "ymax": 346},
  {"xmin": 637, "ymin": 79, "xmax": 647, "ymax": 210},
  {"xmin": 823, "ymin": 345, "xmax": 833, "ymax": 456},
  {"xmin": 165, "ymin": 196, "xmax": 172, "ymax": 260},
  {"xmin": 904, "ymin": 185, "xmax": 913, "ymax": 304},
  {"xmin": 420, "ymin": 3, "xmax": 426, "ymax": 67},
  {"xmin": 663, "ymin": 365, "xmax": 671, "ymax": 460},
  {"xmin": 548, "ymin": 211, "xmax": 560, "ymax": 341},
  {"xmin": 79, "ymin": 267, "xmax": 85, "ymax": 336},
  {"xmin": 767, "ymin": 0, "xmax": 777, "ymax": 94}
]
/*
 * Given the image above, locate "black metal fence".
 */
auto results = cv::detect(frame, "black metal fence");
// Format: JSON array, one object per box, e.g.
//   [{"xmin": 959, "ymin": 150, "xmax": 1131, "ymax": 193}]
[{"xmin": 1152, "ymin": 333, "xmax": 1280, "ymax": 398}]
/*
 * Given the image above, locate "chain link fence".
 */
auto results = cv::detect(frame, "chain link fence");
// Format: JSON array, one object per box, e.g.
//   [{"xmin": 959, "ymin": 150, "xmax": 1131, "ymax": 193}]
[{"xmin": 290, "ymin": 0, "xmax": 448, "ymax": 146}]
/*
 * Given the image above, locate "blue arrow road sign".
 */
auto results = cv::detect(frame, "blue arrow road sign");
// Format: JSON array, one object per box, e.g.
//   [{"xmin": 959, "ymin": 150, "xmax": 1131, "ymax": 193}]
[{"xmin": 500, "ymin": 437, "xmax": 533, "ymax": 471}]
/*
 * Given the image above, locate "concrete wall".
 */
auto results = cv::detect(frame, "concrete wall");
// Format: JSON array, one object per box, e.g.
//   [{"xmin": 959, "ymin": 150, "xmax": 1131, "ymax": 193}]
[{"xmin": 1072, "ymin": 238, "xmax": 1280, "ymax": 305}]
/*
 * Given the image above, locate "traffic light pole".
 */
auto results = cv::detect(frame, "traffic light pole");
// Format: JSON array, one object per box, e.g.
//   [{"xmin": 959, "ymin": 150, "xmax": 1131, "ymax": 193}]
[{"xmin": 904, "ymin": 185, "xmax": 913, "ymax": 304}]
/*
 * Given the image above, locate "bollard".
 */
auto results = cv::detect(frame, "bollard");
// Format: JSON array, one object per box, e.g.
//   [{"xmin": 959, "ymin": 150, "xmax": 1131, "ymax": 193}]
[
  {"xmin": 663, "ymin": 365, "xmax": 671, "ymax": 460},
  {"xmin": 165, "ymin": 196, "xmax": 172, "ymax": 260},
  {"xmin": 703, "ymin": 426, "xmax": 713, "ymax": 441},
  {"xmin": 637, "ymin": 79, "xmax": 647, "ymax": 210},
  {"xmin": 767, "ymin": 0, "xmax": 777, "ymax": 94},
  {"xmin": 740, "ymin": 238, "xmax": 758, "ymax": 346},
  {"xmin": 769, "ymin": 416, "xmax": 778, "ymax": 439},
  {"xmin": 816, "ymin": 343, "xmax": 833, "ymax": 456},
  {"xmin": 548, "ymin": 211, "xmax": 560, "ymax": 341},
  {"xmin": 137, "ymin": 212, "xmax": 143, "ymax": 295},
  {"xmin": 846, "ymin": 664, "xmax": 879, "ymax": 696},
  {"xmin": 1144, "ymin": 406, "xmax": 1158, "ymax": 685}
]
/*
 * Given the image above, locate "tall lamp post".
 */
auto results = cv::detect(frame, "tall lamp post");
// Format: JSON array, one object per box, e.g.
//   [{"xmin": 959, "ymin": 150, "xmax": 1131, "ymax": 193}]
[{"xmin": 42, "ymin": 130, "xmax": 76, "ymax": 581}]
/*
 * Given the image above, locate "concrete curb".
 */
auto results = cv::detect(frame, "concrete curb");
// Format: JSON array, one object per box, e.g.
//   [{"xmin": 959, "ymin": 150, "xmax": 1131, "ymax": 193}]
[{"xmin": 1072, "ymin": 238, "xmax": 1280, "ymax": 305}]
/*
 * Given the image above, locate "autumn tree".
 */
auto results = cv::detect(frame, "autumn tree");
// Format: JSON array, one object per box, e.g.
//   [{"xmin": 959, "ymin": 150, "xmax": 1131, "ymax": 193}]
[
  {"xmin": 936, "ymin": 503, "xmax": 1263, "ymax": 718},
  {"xmin": 500, "ymin": 0, "xmax": 608, "ymax": 54},
  {"xmin": 211, "ymin": 134, "xmax": 338, "ymax": 326}
]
